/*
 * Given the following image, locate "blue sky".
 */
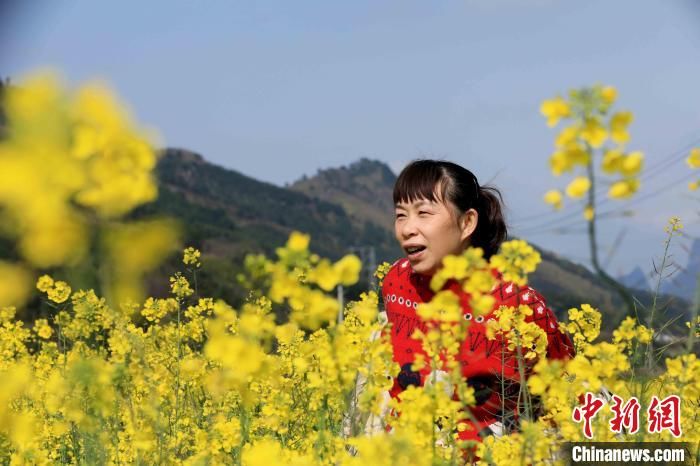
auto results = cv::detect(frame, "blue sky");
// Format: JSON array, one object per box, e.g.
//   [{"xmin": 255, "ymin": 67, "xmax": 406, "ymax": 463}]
[{"xmin": 2, "ymin": 0, "xmax": 700, "ymax": 281}]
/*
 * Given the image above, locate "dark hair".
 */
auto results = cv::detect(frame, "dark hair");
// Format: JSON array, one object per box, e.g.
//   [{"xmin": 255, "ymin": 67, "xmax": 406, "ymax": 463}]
[{"xmin": 392, "ymin": 159, "xmax": 507, "ymax": 258}]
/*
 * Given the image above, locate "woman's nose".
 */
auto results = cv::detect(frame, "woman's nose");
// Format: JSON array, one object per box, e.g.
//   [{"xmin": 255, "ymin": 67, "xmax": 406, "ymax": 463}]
[{"xmin": 400, "ymin": 216, "xmax": 418, "ymax": 238}]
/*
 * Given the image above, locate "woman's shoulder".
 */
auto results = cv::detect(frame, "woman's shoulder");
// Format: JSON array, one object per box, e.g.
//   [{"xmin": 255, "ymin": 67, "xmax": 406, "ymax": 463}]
[
  {"xmin": 383, "ymin": 257, "xmax": 411, "ymax": 280},
  {"xmin": 489, "ymin": 274, "xmax": 548, "ymax": 308},
  {"xmin": 381, "ymin": 257, "xmax": 416, "ymax": 296}
]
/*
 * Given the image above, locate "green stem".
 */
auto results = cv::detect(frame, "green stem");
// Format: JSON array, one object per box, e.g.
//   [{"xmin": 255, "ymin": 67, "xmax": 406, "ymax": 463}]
[
  {"xmin": 585, "ymin": 151, "xmax": 636, "ymax": 323},
  {"xmin": 173, "ymin": 299, "xmax": 183, "ymax": 454},
  {"xmin": 514, "ymin": 338, "xmax": 532, "ymax": 423},
  {"xmin": 236, "ymin": 405, "xmax": 249, "ymax": 466},
  {"xmin": 685, "ymin": 273, "xmax": 700, "ymax": 354},
  {"xmin": 645, "ymin": 225, "xmax": 676, "ymax": 369}
]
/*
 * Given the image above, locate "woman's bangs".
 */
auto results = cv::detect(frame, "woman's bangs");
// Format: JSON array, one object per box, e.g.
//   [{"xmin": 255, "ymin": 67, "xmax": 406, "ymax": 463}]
[{"xmin": 393, "ymin": 163, "xmax": 447, "ymax": 205}]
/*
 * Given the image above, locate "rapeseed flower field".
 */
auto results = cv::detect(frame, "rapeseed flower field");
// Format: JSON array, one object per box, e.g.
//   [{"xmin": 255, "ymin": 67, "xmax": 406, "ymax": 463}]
[{"xmin": 0, "ymin": 74, "xmax": 698, "ymax": 465}]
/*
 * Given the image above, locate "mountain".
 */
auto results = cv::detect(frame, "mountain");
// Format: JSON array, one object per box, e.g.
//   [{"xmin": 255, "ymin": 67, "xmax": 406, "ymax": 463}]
[
  {"xmin": 661, "ymin": 238, "xmax": 700, "ymax": 303},
  {"xmin": 290, "ymin": 158, "xmax": 397, "ymax": 231},
  {"xmin": 618, "ymin": 266, "xmax": 650, "ymax": 292},
  {"xmin": 133, "ymin": 149, "xmax": 402, "ymax": 304}
]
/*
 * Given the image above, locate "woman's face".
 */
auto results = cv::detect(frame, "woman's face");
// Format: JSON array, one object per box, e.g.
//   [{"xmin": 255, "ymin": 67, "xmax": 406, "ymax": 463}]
[{"xmin": 394, "ymin": 193, "xmax": 477, "ymax": 276}]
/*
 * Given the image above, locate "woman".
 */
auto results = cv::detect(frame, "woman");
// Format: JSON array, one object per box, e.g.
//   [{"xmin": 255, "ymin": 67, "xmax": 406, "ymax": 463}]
[{"xmin": 381, "ymin": 159, "xmax": 574, "ymax": 444}]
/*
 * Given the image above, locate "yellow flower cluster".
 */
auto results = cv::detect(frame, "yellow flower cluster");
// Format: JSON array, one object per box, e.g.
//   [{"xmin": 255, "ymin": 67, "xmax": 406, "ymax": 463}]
[
  {"xmin": 486, "ymin": 305, "xmax": 548, "ymax": 360},
  {"xmin": 0, "ymin": 73, "xmax": 179, "ymax": 308},
  {"xmin": 561, "ymin": 304, "xmax": 601, "ymax": 353},
  {"xmin": 36, "ymin": 274, "xmax": 72, "ymax": 304},
  {"xmin": 664, "ymin": 215, "xmax": 683, "ymax": 235},
  {"xmin": 541, "ymin": 85, "xmax": 644, "ymax": 218},
  {"xmin": 488, "ymin": 239, "xmax": 541, "ymax": 286},
  {"xmin": 1, "ymin": 232, "xmax": 698, "ymax": 464},
  {"xmin": 687, "ymin": 148, "xmax": 700, "ymax": 191},
  {"xmin": 170, "ymin": 272, "xmax": 194, "ymax": 299},
  {"xmin": 183, "ymin": 246, "xmax": 202, "ymax": 268},
  {"xmin": 372, "ymin": 261, "xmax": 392, "ymax": 287},
  {"xmin": 687, "ymin": 316, "xmax": 700, "ymax": 338},
  {"xmin": 612, "ymin": 316, "xmax": 653, "ymax": 353}
]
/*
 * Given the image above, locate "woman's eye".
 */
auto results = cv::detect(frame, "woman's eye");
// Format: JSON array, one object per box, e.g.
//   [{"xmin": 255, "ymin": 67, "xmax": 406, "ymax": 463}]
[
  {"xmin": 395, "ymin": 213, "xmax": 406, "ymax": 219},
  {"xmin": 419, "ymin": 211, "xmax": 430, "ymax": 216}
]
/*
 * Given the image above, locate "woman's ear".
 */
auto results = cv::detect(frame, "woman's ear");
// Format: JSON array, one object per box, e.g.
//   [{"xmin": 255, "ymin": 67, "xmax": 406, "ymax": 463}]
[{"xmin": 460, "ymin": 208, "xmax": 478, "ymax": 242}]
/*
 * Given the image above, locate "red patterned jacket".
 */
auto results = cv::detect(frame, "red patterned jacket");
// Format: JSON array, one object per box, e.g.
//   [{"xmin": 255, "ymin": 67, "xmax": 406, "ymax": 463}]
[{"xmin": 381, "ymin": 257, "xmax": 575, "ymax": 442}]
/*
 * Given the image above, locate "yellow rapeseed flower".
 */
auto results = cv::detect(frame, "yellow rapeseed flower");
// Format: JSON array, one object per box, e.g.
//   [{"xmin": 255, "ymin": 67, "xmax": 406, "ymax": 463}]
[
  {"xmin": 309, "ymin": 258, "xmax": 339, "ymax": 291},
  {"xmin": 580, "ymin": 117, "xmax": 607, "ymax": 148},
  {"xmin": 555, "ymin": 126, "xmax": 580, "ymax": 148},
  {"xmin": 565, "ymin": 176, "xmax": 591, "ymax": 199},
  {"xmin": 608, "ymin": 178, "xmax": 639, "ymax": 199},
  {"xmin": 664, "ymin": 216, "xmax": 683, "ymax": 234},
  {"xmin": 620, "ymin": 151, "xmax": 644, "ymax": 177},
  {"xmin": 286, "ymin": 231, "xmax": 310, "ymax": 252},
  {"xmin": 0, "ymin": 262, "xmax": 32, "ymax": 308},
  {"xmin": 334, "ymin": 255, "xmax": 362, "ymax": 286},
  {"xmin": 540, "ymin": 96, "xmax": 571, "ymax": 127},
  {"xmin": 70, "ymin": 84, "xmax": 159, "ymax": 218},
  {"xmin": 33, "ymin": 319, "xmax": 53, "ymax": 339},
  {"xmin": 583, "ymin": 205, "xmax": 594, "ymax": 221},
  {"xmin": 549, "ymin": 151, "xmax": 572, "ymax": 176},
  {"xmin": 430, "ymin": 254, "xmax": 470, "ymax": 291},
  {"xmin": 36, "ymin": 275, "xmax": 54, "ymax": 293},
  {"xmin": 543, "ymin": 189, "xmax": 563, "ymax": 210},
  {"xmin": 687, "ymin": 148, "xmax": 700, "ymax": 169},
  {"xmin": 170, "ymin": 273, "xmax": 194, "ymax": 298},
  {"xmin": 373, "ymin": 261, "xmax": 392, "ymax": 287},
  {"xmin": 416, "ymin": 290, "xmax": 461, "ymax": 323},
  {"xmin": 47, "ymin": 281, "xmax": 71, "ymax": 304},
  {"xmin": 182, "ymin": 246, "xmax": 201, "ymax": 268},
  {"xmin": 609, "ymin": 111, "xmax": 633, "ymax": 144},
  {"xmin": 601, "ymin": 85, "xmax": 617, "ymax": 105},
  {"xmin": 601, "ymin": 148, "xmax": 623, "ymax": 174},
  {"xmin": 490, "ymin": 239, "xmax": 541, "ymax": 286}
]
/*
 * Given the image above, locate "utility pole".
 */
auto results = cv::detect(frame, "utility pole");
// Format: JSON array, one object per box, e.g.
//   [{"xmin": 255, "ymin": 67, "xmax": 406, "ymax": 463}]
[
  {"xmin": 337, "ymin": 284, "xmax": 344, "ymax": 324},
  {"xmin": 349, "ymin": 246, "xmax": 377, "ymax": 289},
  {"xmin": 337, "ymin": 246, "xmax": 377, "ymax": 324}
]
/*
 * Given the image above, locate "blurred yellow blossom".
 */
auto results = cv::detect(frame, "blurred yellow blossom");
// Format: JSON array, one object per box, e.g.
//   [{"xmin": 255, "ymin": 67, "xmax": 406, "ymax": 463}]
[
  {"xmin": 601, "ymin": 148, "xmax": 623, "ymax": 174},
  {"xmin": 555, "ymin": 126, "xmax": 579, "ymax": 148},
  {"xmin": 608, "ymin": 178, "xmax": 639, "ymax": 199},
  {"xmin": 286, "ymin": 231, "xmax": 310, "ymax": 252},
  {"xmin": 609, "ymin": 111, "xmax": 633, "ymax": 144},
  {"xmin": 580, "ymin": 117, "xmax": 607, "ymax": 148},
  {"xmin": 334, "ymin": 255, "xmax": 362, "ymax": 286},
  {"xmin": 0, "ymin": 262, "xmax": 31, "ymax": 308},
  {"xmin": 565, "ymin": 176, "xmax": 591, "ymax": 199},
  {"xmin": 686, "ymin": 147, "xmax": 700, "ymax": 169},
  {"xmin": 540, "ymin": 96, "xmax": 570, "ymax": 127},
  {"xmin": 543, "ymin": 189, "xmax": 563, "ymax": 210},
  {"xmin": 601, "ymin": 85, "xmax": 617, "ymax": 104},
  {"xmin": 620, "ymin": 151, "xmax": 644, "ymax": 176}
]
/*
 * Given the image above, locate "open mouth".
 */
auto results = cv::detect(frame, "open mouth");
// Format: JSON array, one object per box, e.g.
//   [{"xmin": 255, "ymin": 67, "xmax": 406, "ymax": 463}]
[{"xmin": 405, "ymin": 245, "xmax": 426, "ymax": 259}]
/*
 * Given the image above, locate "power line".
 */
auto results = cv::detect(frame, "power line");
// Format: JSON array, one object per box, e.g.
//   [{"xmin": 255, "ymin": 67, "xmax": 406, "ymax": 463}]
[
  {"xmin": 511, "ymin": 135, "xmax": 700, "ymax": 227},
  {"xmin": 519, "ymin": 169, "xmax": 700, "ymax": 236}
]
